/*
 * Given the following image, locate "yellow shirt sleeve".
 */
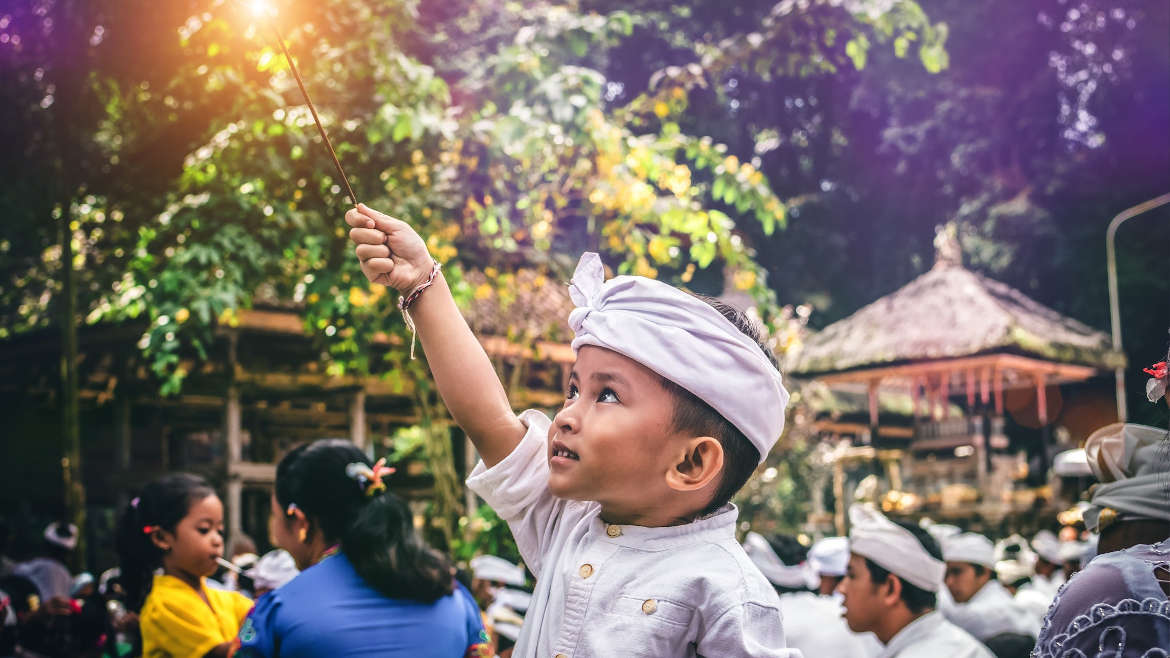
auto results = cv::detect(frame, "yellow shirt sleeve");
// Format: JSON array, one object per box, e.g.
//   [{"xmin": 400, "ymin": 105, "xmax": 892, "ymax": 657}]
[{"xmin": 140, "ymin": 575, "xmax": 252, "ymax": 658}]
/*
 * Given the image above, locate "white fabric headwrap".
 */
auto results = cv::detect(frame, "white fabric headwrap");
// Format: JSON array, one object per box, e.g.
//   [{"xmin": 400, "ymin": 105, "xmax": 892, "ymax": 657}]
[
  {"xmin": 470, "ymin": 555, "xmax": 526, "ymax": 587},
  {"xmin": 808, "ymin": 536, "xmax": 849, "ymax": 577},
  {"xmin": 847, "ymin": 505, "xmax": 944, "ymax": 592},
  {"xmin": 941, "ymin": 532, "xmax": 996, "ymax": 568},
  {"xmin": 568, "ymin": 253, "xmax": 789, "ymax": 462},
  {"xmin": 1083, "ymin": 423, "xmax": 1170, "ymax": 532},
  {"xmin": 1031, "ymin": 530, "xmax": 1063, "ymax": 564},
  {"xmin": 742, "ymin": 532, "xmax": 817, "ymax": 589},
  {"xmin": 247, "ymin": 550, "xmax": 300, "ymax": 591},
  {"xmin": 43, "ymin": 522, "xmax": 78, "ymax": 551}
]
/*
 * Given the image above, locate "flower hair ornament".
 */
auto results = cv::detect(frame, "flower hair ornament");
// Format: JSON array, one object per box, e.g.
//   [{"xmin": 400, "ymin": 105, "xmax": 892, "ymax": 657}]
[
  {"xmin": 1143, "ymin": 361, "xmax": 1167, "ymax": 403},
  {"xmin": 345, "ymin": 458, "xmax": 395, "ymax": 497}
]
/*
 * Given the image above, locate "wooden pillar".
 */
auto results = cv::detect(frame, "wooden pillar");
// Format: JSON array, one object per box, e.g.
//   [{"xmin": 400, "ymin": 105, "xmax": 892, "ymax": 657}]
[
  {"xmin": 225, "ymin": 333, "xmax": 243, "ymax": 545},
  {"xmin": 980, "ymin": 367, "xmax": 991, "ymax": 405},
  {"xmin": 911, "ymin": 377, "xmax": 922, "ymax": 419},
  {"xmin": 1035, "ymin": 373, "xmax": 1051, "ymax": 481},
  {"xmin": 867, "ymin": 379, "xmax": 879, "ymax": 445},
  {"xmin": 939, "ymin": 373, "xmax": 950, "ymax": 419},
  {"xmin": 349, "ymin": 390, "xmax": 368, "ymax": 453},
  {"xmin": 993, "ymin": 367, "xmax": 1004, "ymax": 415},
  {"xmin": 833, "ymin": 459, "xmax": 846, "ymax": 536},
  {"xmin": 116, "ymin": 394, "xmax": 132, "ymax": 472},
  {"xmin": 965, "ymin": 369, "xmax": 977, "ymax": 411}
]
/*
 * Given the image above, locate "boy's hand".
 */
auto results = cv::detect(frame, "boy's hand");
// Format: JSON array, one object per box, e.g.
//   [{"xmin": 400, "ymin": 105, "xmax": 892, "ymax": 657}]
[{"xmin": 345, "ymin": 203, "xmax": 433, "ymax": 293}]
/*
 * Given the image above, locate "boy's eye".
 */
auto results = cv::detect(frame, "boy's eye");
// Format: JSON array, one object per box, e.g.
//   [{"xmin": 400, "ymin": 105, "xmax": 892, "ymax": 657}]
[
  {"xmin": 597, "ymin": 388, "xmax": 619, "ymax": 403},
  {"xmin": 566, "ymin": 383, "xmax": 579, "ymax": 400}
]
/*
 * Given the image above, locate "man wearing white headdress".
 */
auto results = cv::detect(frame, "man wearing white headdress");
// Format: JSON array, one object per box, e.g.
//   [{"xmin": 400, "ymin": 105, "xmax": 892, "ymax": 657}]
[
  {"xmin": 807, "ymin": 536, "xmax": 849, "ymax": 597},
  {"xmin": 1013, "ymin": 528, "xmax": 1066, "ymax": 623},
  {"xmin": 838, "ymin": 505, "xmax": 992, "ymax": 658},
  {"xmin": 941, "ymin": 532, "xmax": 1039, "ymax": 642},
  {"xmin": 743, "ymin": 532, "xmax": 881, "ymax": 657}
]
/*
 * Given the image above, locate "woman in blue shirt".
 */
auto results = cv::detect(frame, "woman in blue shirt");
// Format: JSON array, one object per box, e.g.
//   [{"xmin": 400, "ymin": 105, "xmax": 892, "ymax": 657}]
[{"xmin": 235, "ymin": 439, "xmax": 490, "ymax": 657}]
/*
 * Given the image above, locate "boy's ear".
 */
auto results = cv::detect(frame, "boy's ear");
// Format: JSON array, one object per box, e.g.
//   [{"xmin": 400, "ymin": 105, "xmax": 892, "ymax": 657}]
[{"xmin": 664, "ymin": 436, "xmax": 724, "ymax": 493}]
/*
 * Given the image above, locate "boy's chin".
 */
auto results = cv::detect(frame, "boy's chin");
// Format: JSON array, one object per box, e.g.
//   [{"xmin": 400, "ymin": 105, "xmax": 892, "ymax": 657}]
[{"xmin": 547, "ymin": 474, "xmax": 594, "ymax": 500}]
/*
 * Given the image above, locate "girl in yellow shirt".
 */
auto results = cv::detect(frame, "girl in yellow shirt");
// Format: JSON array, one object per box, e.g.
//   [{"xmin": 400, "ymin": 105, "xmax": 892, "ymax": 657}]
[{"xmin": 118, "ymin": 474, "xmax": 252, "ymax": 657}]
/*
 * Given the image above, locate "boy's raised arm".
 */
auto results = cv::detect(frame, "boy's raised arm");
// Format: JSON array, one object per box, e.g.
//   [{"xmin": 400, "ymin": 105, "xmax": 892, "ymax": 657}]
[{"xmin": 345, "ymin": 204, "xmax": 527, "ymax": 467}]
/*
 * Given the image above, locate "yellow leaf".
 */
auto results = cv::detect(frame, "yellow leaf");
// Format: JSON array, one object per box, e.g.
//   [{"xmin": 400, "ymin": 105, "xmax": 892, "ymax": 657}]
[
  {"xmin": 307, "ymin": 293, "xmax": 320, "ymax": 304},
  {"xmin": 175, "ymin": 308, "xmax": 190, "ymax": 324},
  {"xmin": 681, "ymin": 263, "xmax": 696, "ymax": 283},
  {"xmin": 484, "ymin": 266, "xmax": 499, "ymax": 278},
  {"xmin": 723, "ymin": 155, "xmax": 739, "ymax": 174},
  {"xmin": 733, "ymin": 269, "xmax": 757, "ymax": 290},
  {"xmin": 653, "ymin": 101, "xmax": 670, "ymax": 118},
  {"xmin": 671, "ymin": 87, "xmax": 686, "ymax": 100},
  {"xmin": 349, "ymin": 286, "xmax": 370, "ymax": 307},
  {"xmin": 474, "ymin": 283, "xmax": 494, "ymax": 299}
]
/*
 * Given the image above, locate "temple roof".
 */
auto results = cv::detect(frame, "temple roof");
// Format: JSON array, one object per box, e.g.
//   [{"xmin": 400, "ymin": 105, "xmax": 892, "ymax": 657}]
[{"xmin": 786, "ymin": 262, "xmax": 1126, "ymax": 377}]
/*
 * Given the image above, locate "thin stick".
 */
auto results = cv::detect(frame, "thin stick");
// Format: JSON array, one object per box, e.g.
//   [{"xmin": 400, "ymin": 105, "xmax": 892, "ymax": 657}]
[
  {"xmin": 216, "ymin": 556, "xmax": 244, "ymax": 574},
  {"xmin": 268, "ymin": 21, "xmax": 358, "ymax": 207}
]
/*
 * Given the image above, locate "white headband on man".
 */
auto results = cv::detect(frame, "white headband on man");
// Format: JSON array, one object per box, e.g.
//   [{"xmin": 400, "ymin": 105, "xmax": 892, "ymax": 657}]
[
  {"xmin": 808, "ymin": 536, "xmax": 849, "ymax": 577},
  {"xmin": 1083, "ymin": 422, "xmax": 1170, "ymax": 532},
  {"xmin": 742, "ymin": 532, "xmax": 817, "ymax": 589},
  {"xmin": 568, "ymin": 253, "xmax": 789, "ymax": 462},
  {"xmin": 942, "ymin": 533, "xmax": 996, "ymax": 568},
  {"xmin": 848, "ymin": 504, "xmax": 944, "ymax": 592}
]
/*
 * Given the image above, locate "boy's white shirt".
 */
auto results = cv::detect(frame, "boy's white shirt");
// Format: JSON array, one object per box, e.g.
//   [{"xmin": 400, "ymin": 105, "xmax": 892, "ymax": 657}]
[
  {"xmin": 876, "ymin": 611, "xmax": 994, "ymax": 658},
  {"xmin": 467, "ymin": 410, "xmax": 802, "ymax": 658}
]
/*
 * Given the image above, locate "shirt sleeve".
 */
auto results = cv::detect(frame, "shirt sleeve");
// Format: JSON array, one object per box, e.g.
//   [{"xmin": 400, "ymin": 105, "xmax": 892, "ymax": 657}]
[
  {"xmin": 455, "ymin": 583, "xmax": 493, "ymax": 658},
  {"xmin": 698, "ymin": 602, "xmax": 803, "ymax": 658},
  {"xmin": 465, "ymin": 409, "xmax": 567, "ymax": 577},
  {"xmin": 232, "ymin": 591, "xmax": 280, "ymax": 658},
  {"xmin": 141, "ymin": 595, "xmax": 228, "ymax": 658}
]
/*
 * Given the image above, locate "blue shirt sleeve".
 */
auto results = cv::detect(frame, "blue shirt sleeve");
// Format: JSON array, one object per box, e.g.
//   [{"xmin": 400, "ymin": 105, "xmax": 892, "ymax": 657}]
[
  {"xmin": 234, "ymin": 590, "xmax": 280, "ymax": 658},
  {"xmin": 455, "ymin": 582, "xmax": 492, "ymax": 658}
]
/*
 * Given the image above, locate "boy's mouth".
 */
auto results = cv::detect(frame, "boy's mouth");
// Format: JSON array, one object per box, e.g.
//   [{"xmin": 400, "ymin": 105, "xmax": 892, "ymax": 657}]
[{"xmin": 550, "ymin": 439, "xmax": 580, "ymax": 461}]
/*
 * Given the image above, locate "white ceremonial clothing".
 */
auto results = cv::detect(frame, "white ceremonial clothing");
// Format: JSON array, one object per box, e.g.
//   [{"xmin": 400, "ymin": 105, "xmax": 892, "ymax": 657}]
[
  {"xmin": 877, "ymin": 611, "xmax": 994, "ymax": 658},
  {"xmin": 1015, "ymin": 569, "xmax": 1065, "ymax": 622},
  {"xmin": 778, "ymin": 592, "xmax": 881, "ymax": 657},
  {"xmin": 942, "ymin": 580, "xmax": 1039, "ymax": 641},
  {"xmin": 467, "ymin": 410, "xmax": 801, "ymax": 658}
]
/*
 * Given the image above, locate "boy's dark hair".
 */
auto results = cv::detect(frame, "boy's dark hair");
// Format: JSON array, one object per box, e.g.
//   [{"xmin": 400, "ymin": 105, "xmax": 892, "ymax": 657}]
[
  {"xmin": 116, "ymin": 473, "xmax": 215, "ymax": 611},
  {"xmin": 766, "ymin": 533, "xmax": 812, "ymax": 595},
  {"xmin": 660, "ymin": 295, "xmax": 777, "ymax": 517},
  {"xmin": 275, "ymin": 439, "xmax": 454, "ymax": 603},
  {"xmin": 863, "ymin": 522, "xmax": 942, "ymax": 614}
]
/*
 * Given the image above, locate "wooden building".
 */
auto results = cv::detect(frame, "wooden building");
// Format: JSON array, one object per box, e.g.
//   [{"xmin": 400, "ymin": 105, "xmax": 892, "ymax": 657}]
[
  {"xmin": 0, "ymin": 268, "xmax": 575, "ymax": 569},
  {"xmin": 787, "ymin": 234, "xmax": 1125, "ymax": 534}
]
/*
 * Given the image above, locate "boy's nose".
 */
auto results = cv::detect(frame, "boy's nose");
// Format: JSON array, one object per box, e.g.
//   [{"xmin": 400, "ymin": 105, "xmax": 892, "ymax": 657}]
[{"xmin": 553, "ymin": 405, "xmax": 581, "ymax": 434}]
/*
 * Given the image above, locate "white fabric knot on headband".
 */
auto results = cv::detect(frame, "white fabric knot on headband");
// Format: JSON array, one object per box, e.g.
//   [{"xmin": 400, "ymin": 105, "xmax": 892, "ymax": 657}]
[
  {"xmin": 847, "ymin": 504, "xmax": 944, "ymax": 592},
  {"xmin": 941, "ymin": 532, "xmax": 996, "ymax": 568},
  {"xmin": 742, "ymin": 532, "xmax": 817, "ymax": 590},
  {"xmin": 567, "ymin": 253, "xmax": 789, "ymax": 462},
  {"xmin": 1083, "ymin": 422, "xmax": 1170, "ymax": 532}
]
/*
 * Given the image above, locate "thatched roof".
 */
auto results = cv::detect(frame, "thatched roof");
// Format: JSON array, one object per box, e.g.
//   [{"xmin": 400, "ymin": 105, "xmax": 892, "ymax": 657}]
[
  {"xmin": 786, "ymin": 263, "xmax": 1125, "ymax": 376},
  {"xmin": 461, "ymin": 268, "xmax": 574, "ymax": 343}
]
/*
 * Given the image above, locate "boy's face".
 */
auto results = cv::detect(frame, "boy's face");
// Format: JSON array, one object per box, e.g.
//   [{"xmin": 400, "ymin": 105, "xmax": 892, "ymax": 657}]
[
  {"xmin": 944, "ymin": 561, "xmax": 988, "ymax": 603},
  {"xmin": 837, "ymin": 553, "xmax": 888, "ymax": 634},
  {"xmin": 547, "ymin": 345, "xmax": 686, "ymax": 521}
]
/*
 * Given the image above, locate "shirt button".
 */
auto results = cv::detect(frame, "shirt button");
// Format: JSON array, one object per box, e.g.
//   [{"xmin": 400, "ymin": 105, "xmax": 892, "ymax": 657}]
[
  {"xmin": 642, "ymin": 598, "xmax": 658, "ymax": 614},
  {"xmin": 578, "ymin": 563, "xmax": 594, "ymax": 579},
  {"xmin": 606, "ymin": 524, "xmax": 622, "ymax": 538}
]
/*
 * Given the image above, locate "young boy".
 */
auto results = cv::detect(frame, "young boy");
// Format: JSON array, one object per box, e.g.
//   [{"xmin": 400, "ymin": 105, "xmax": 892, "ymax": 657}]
[{"xmin": 346, "ymin": 204, "xmax": 799, "ymax": 657}]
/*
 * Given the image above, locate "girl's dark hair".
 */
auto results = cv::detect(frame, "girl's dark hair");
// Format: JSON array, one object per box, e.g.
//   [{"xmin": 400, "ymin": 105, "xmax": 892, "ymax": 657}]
[
  {"xmin": 275, "ymin": 439, "xmax": 454, "ymax": 603},
  {"xmin": 116, "ymin": 473, "xmax": 215, "ymax": 612}
]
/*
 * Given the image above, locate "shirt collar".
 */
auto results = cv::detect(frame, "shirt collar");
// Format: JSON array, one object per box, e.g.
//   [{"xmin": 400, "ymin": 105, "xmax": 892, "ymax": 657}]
[
  {"xmin": 881, "ymin": 610, "xmax": 942, "ymax": 656},
  {"xmin": 588, "ymin": 504, "xmax": 737, "ymax": 550}
]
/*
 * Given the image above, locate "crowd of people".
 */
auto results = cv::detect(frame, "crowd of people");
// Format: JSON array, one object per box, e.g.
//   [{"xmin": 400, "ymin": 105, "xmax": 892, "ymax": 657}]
[{"xmin": 0, "ymin": 205, "xmax": 1165, "ymax": 657}]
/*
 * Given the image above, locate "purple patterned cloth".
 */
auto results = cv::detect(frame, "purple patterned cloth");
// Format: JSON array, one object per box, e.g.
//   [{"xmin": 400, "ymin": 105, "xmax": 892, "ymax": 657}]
[{"xmin": 1033, "ymin": 539, "xmax": 1170, "ymax": 657}]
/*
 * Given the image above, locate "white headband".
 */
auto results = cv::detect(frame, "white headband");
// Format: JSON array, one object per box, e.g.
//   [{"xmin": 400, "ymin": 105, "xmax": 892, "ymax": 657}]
[
  {"xmin": 848, "ymin": 505, "xmax": 944, "ymax": 592},
  {"xmin": 808, "ymin": 536, "xmax": 849, "ymax": 577},
  {"xmin": 43, "ymin": 522, "xmax": 79, "ymax": 551},
  {"xmin": 568, "ymin": 253, "xmax": 789, "ymax": 462},
  {"xmin": 1083, "ymin": 423, "xmax": 1170, "ymax": 532},
  {"xmin": 1031, "ymin": 530, "xmax": 1063, "ymax": 564},
  {"xmin": 742, "ymin": 532, "xmax": 816, "ymax": 589},
  {"xmin": 942, "ymin": 533, "xmax": 996, "ymax": 568},
  {"xmin": 470, "ymin": 555, "xmax": 526, "ymax": 587}
]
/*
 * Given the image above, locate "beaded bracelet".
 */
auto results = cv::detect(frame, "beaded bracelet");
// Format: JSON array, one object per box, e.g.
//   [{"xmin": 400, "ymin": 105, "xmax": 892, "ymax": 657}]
[{"xmin": 397, "ymin": 258, "xmax": 442, "ymax": 360}]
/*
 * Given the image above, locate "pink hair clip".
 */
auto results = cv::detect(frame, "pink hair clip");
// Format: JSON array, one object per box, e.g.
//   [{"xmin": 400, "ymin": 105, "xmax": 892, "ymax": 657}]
[{"xmin": 1145, "ymin": 361, "xmax": 1167, "ymax": 403}]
